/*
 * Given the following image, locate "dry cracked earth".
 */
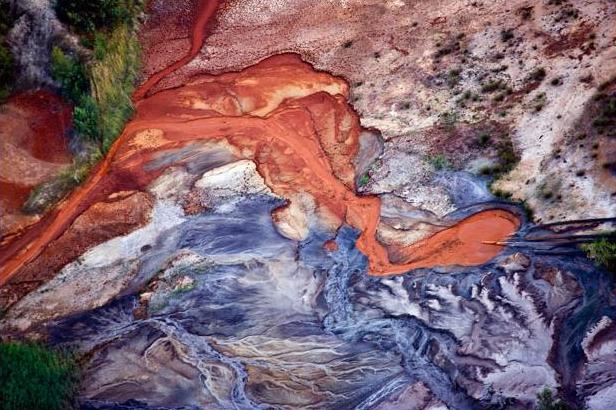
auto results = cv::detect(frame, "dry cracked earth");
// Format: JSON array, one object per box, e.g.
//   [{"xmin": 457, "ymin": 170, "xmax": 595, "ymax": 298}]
[{"xmin": 1, "ymin": 0, "xmax": 616, "ymax": 409}]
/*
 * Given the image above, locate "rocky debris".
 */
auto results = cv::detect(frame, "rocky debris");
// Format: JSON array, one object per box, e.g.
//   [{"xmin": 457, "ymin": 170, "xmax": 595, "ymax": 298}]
[
  {"xmin": 271, "ymin": 192, "xmax": 318, "ymax": 241},
  {"xmin": 192, "ymin": 159, "xmax": 275, "ymax": 212},
  {"xmin": 377, "ymin": 194, "xmax": 449, "ymax": 247},
  {"xmin": 578, "ymin": 316, "xmax": 616, "ymax": 409},
  {"xmin": 499, "ymin": 252, "xmax": 531, "ymax": 273}
]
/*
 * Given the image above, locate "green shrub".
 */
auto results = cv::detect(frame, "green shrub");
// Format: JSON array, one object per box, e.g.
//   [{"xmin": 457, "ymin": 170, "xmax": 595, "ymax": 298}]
[
  {"xmin": 73, "ymin": 95, "xmax": 100, "ymax": 140},
  {"xmin": 0, "ymin": 1, "xmax": 11, "ymax": 36},
  {"xmin": 358, "ymin": 174, "xmax": 370, "ymax": 187},
  {"xmin": 0, "ymin": 41, "xmax": 12, "ymax": 101},
  {"xmin": 537, "ymin": 388, "xmax": 570, "ymax": 410},
  {"xmin": 581, "ymin": 237, "xmax": 616, "ymax": 275},
  {"xmin": 521, "ymin": 200, "xmax": 534, "ymax": 221},
  {"xmin": 0, "ymin": 342, "xmax": 79, "ymax": 410},
  {"xmin": 490, "ymin": 186, "xmax": 513, "ymax": 199},
  {"xmin": 529, "ymin": 67, "xmax": 547, "ymax": 83},
  {"xmin": 50, "ymin": 46, "xmax": 89, "ymax": 103},
  {"xmin": 477, "ymin": 133, "xmax": 491, "ymax": 146},
  {"xmin": 447, "ymin": 68, "xmax": 462, "ymax": 87},
  {"xmin": 426, "ymin": 153, "xmax": 451, "ymax": 171},
  {"xmin": 532, "ymin": 92, "xmax": 547, "ymax": 112},
  {"xmin": 438, "ymin": 111, "xmax": 458, "ymax": 128},
  {"xmin": 592, "ymin": 92, "xmax": 616, "ymax": 130}
]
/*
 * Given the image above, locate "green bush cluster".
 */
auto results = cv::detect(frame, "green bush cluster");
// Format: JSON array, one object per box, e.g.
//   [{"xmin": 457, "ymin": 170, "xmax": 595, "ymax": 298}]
[
  {"xmin": 55, "ymin": 0, "xmax": 142, "ymax": 34},
  {"xmin": 0, "ymin": 0, "xmax": 14, "ymax": 101},
  {"xmin": 438, "ymin": 110, "xmax": 459, "ymax": 128},
  {"xmin": 529, "ymin": 67, "xmax": 547, "ymax": 83},
  {"xmin": 50, "ymin": 46, "xmax": 89, "ymax": 103},
  {"xmin": 0, "ymin": 42, "xmax": 11, "ymax": 101},
  {"xmin": 90, "ymin": 24, "xmax": 140, "ymax": 150},
  {"xmin": 0, "ymin": 342, "xmax": 79, "ymax": 410},
  {"xmin": 50, "ymin": 22, "xmax": 139, "ymax": 150},
  {"xmin": 581, "ymin": 237, "xmax": 616, "ymax": 276}
]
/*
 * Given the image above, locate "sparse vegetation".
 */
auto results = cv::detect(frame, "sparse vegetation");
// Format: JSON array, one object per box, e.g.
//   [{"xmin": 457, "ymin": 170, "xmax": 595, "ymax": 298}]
[
  {"xmin": 0, "ymin": 342, "xmax": 80, "ymax": 410},
  {"xmin": 23, "ymin": 161, "xmax": 92, "ymax": 214},
  {"xmin": 434, "ymin": 37, "xmax": 462, "ymax": 59},
  {"xmin": 481, "ymin": 79, "xmax": 507, "ymax": 93}
]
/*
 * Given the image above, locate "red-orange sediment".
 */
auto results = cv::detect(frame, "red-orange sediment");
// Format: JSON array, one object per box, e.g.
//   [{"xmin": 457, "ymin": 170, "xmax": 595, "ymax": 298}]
[
  {"xmin": 9, "ymin": 91, "xmax": 73, "ymax": 163},
  {"xmin": 0, "ymin": 0, "xmax": 519, "ymax": 287},
  {"xmin": 0, "ymin": 90, "xmax": 73, "ymax": 240}
]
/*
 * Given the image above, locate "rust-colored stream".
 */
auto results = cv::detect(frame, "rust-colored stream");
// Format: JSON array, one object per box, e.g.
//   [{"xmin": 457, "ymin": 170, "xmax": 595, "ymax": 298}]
[{"xmin": 0, "ymin": 0, "xmax": 519, "ymax": 286}]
